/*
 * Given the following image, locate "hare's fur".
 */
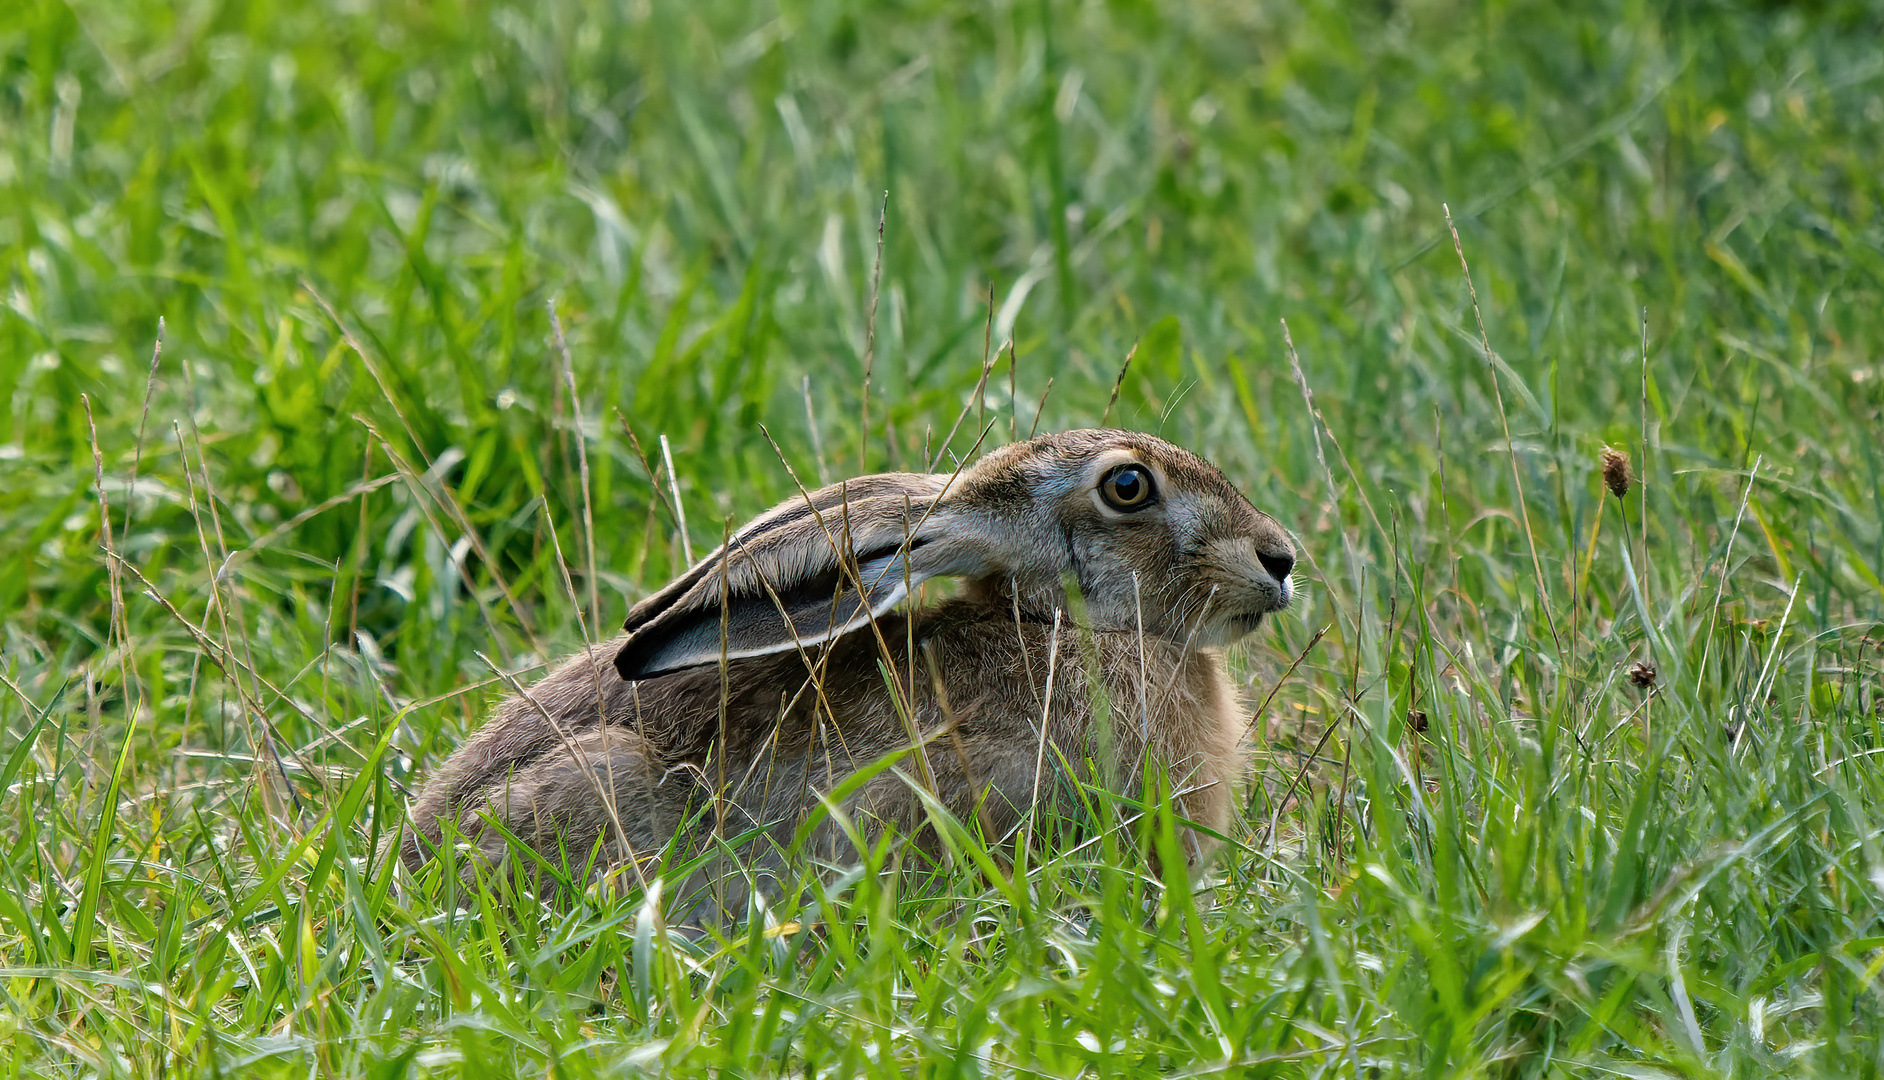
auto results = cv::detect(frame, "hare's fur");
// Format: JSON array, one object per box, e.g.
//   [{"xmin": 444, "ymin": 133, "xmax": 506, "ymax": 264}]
[{"xmin": 404, "ymin": 429, "xmax": 1293, "ymax": 908}]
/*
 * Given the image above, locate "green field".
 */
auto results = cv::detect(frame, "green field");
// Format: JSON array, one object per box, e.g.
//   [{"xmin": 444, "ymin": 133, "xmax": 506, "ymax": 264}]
[{"xmin": 4, "ymin": 0, "xmax": 1884, "ymax": 1074}]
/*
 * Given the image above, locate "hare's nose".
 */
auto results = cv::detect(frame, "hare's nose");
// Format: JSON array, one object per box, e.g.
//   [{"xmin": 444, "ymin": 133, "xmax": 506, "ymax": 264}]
[{"xmin": 1257, "ymin": 550, "xmax": 1295, "ymax": 584}]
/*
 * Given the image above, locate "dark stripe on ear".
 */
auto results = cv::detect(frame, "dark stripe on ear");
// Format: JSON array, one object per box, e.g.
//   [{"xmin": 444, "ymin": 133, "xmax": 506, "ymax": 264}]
[
  {"xmin": 611, "ymin": 538, "xmax": 922, "ymax": 681},
  {"xmin": 613, "ymin": 565, "xmax": 853, "ymax": 679}
]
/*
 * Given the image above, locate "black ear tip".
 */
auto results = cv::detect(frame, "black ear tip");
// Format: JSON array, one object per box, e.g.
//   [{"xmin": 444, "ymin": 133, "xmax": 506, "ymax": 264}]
[
  {"xmin": 612, "ymin": 639, "xmax": 645, "ymax": 681},
  {"xmin": 614, "ymin": 633, "xmax": 694, "ymax": 681}
]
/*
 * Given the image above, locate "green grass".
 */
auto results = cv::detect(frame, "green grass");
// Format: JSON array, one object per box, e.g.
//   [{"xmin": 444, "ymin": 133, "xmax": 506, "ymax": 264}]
[{"xmin": 4, "ymin": 0, "xmax": 1884, "ymax": 1074}]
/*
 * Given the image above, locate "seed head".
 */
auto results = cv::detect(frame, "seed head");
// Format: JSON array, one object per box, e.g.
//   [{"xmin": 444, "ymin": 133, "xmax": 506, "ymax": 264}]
[
  {"xmin": 1601, "ymin": 447, "xmax": 1632, "ymax": 499},
  {"xmin": 1628, "ymin": 660, "xmax": 1657, "ymax": 690}
]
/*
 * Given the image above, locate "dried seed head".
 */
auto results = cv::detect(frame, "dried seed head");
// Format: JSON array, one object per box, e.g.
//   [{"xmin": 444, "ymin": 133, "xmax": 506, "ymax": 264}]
[
  {"xmin": 1601, "ymin": 447, "xmax": 1632, "ymax": 499},
  {"xmin": 1628, "ymin": 660, "xmax": 1657, "ymax": 690}
]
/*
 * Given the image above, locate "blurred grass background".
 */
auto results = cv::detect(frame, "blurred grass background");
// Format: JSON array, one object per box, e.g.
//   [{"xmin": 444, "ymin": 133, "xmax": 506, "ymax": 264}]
[{"xmin": 3, "ymin": 0, "xmax": 1883, "ymax": 1075}]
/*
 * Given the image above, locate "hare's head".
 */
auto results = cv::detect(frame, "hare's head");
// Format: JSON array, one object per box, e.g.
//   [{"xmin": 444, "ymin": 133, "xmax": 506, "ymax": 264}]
[
  {"xmin": 614, "ymin": 429, "xmax": 1294, "ymax": 680},
  {"xmin": 948, "ymin": 429, "xmax": 1294, "ymax": 644}
]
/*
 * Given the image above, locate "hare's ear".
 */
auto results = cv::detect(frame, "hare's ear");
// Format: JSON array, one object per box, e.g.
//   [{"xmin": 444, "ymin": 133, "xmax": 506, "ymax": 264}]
[{"xmin": 613, "ymin": 474, "xmax": 997, "ymax": 680}]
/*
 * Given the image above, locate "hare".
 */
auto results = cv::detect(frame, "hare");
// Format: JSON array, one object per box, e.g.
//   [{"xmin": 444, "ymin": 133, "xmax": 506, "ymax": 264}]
[{"xmin": 403, "ymin": 429, "xmax": 1295, "ymax": 913}]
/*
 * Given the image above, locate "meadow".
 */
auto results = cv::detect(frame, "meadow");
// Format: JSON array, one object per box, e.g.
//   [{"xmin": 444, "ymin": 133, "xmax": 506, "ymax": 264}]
[{"xmin": 3, "ymin": 0, "xmax": 1883, "ymax": 1074}]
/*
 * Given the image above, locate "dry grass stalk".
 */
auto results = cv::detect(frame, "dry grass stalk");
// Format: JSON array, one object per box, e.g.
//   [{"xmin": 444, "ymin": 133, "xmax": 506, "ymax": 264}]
[{"xmin": 1444, "ymin": 205, "xmax": 1562, "ymax": 656}]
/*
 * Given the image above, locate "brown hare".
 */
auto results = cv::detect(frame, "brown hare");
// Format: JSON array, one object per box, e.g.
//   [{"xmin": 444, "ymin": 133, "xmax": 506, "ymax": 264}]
[{"xmin": 403, "ymin": 429, "xmax": 1295, "ymax": 914}]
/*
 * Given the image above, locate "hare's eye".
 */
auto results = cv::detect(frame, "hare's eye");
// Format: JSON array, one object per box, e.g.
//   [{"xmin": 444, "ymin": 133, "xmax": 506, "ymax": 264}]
[{"xmin": 1099, "ymin": 464, "xmax": 1156, "ymax": 511}]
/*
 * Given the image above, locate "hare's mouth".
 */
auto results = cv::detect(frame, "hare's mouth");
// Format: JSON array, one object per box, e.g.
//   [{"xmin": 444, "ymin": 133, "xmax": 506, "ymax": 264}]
[
  {"xmin": 1173, "ymin": 608, "xmax": 1273, "ymax": 650},
  {"xmin": 1228, "ymin": 610, "xmax": 1271, "ymax": 635},
  {"xmin": 1219, "ymin": 584, "xmax": 1292, "ymax": 636}
]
